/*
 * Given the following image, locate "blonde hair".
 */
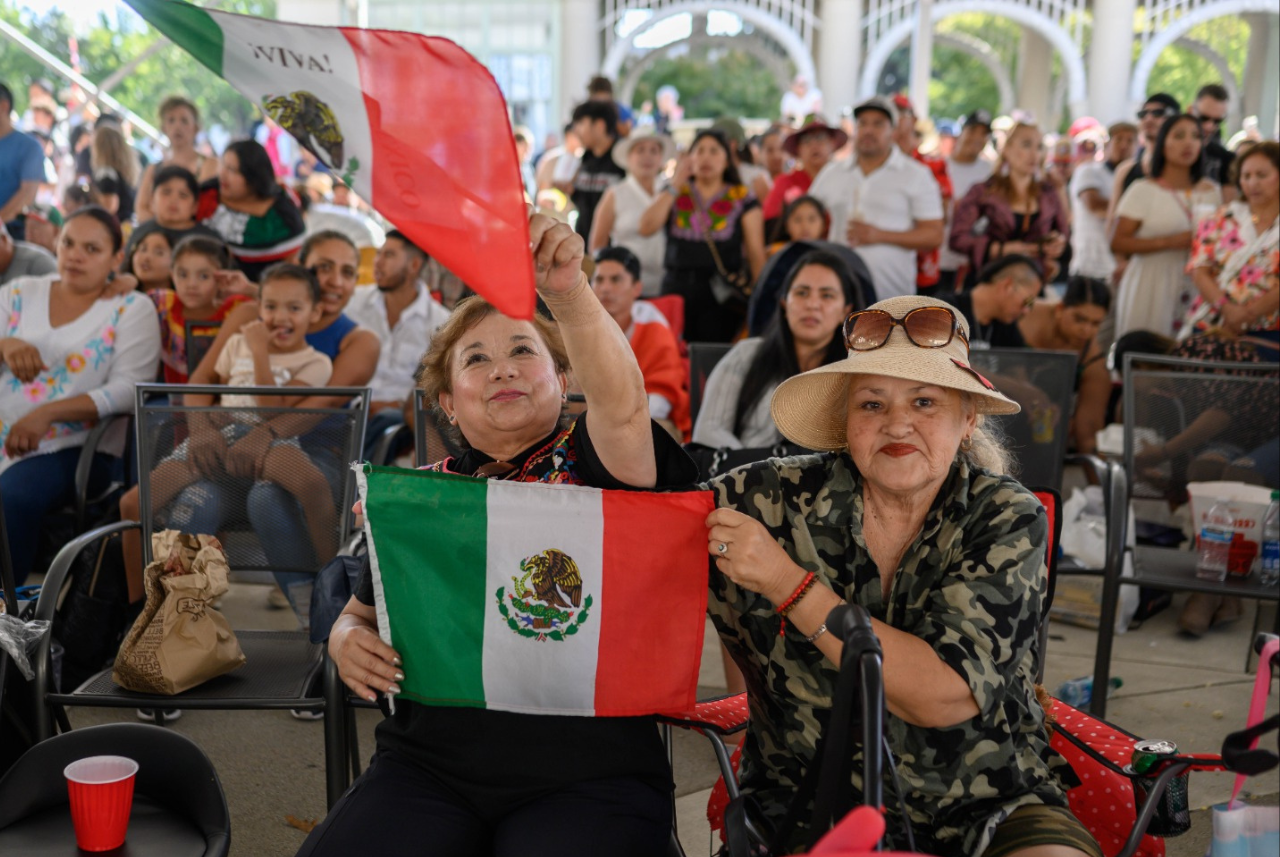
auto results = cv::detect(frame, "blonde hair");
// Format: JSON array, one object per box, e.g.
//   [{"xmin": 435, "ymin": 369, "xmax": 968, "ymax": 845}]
[
  {"xmin": 91, "ymin": 125, "xmax": 140, "ymax": 188},
  {"xmin": 958, "ymin": 395, "xmax": 1014, "ymax": 476},
  {"xmin": 989, "ymin": 123, "xmax": 1045, "ymax": 204},
  {"xmin": 414, "ymin": 296, "xmax": 571, "ymax": 446}
]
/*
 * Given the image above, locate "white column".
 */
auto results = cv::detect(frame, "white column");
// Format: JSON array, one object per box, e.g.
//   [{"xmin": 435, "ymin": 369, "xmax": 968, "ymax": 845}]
[
  {"xmin": 909, "ymin": 0, "xmax": 934, "ymax": 118},
  {"xmin": 1016, "ymin": 27, "xmax": 1052, "ymax": 125},
  {"xmin": 559, "ymin": 0, "xmax": 600, "ymax": 124},
  {"xmin": 1261, "ymin": 14, "xmax": 1280, "ymax": 139},
  {"xmin": 1241, "ymin": 15, "xmax": 1270, "ymax": 122},
  {"xmin": 819, "ymin": 0, "xmax": 862, "ymax": 116},
  {"xmin": 1087, "ymin": 0, "xmax": 1136, "ymax": 123}
]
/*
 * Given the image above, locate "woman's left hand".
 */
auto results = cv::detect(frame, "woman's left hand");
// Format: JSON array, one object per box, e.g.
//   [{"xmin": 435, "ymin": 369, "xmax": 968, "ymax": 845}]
[
  {"xmin": 1220, "ymin": 301, "xmax": 1250, "ymax": 333},
  {"xmin": 528, "ymin": 207, "xmax": 584, "ymax": 296},
  {"xmin": 706, "ymin": 508, "xmax": 806, "ymax": 606},
  {"xmin": 4, "ymin": 409, "xmax": 52, "ymax": 457},
  {"xmin": 224, "ymin": 425, "xmax": 272, "ymax": 480}
]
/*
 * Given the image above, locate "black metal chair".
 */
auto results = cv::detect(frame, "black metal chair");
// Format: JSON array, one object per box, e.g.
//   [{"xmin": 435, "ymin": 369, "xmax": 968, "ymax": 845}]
[
  {"xmin": 0, "ymin": 722, "xmax": 230, "ymax": 856},
  {"xmin": 30, "ymin": 384, "xmax": 368, "ymax": 809},
  {"xmin": 412, "ymin": 388, "xmax": 464, "ymax": 467},
  {"xmin": 688, "ymin": 342, "xmax": 734, "ymax": 427},
  {"xmin": 183, "ymin": 319, "xmax": 223, "ymax": 379}
]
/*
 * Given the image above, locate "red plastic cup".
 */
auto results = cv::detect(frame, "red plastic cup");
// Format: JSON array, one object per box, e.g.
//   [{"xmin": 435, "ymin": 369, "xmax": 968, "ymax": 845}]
[{"xmin": 64, "ymin": 755, "xmax": 139, "ymax": 852}]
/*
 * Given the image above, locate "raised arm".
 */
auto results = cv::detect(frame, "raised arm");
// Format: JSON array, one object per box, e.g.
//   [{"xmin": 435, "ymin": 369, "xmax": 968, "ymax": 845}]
[
  {"xmin": 530, "ymin": 210, "xmax": 655, "ymax": 488},
  {"xmin": 135, "ymin": 164, "xmax": 156, "ymax": 222}
]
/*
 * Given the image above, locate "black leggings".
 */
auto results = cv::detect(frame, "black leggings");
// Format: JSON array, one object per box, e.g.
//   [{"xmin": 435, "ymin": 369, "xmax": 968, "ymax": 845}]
[{"xmin": 295, "ymin": 750, "xmax": 672, "ymax": 857}]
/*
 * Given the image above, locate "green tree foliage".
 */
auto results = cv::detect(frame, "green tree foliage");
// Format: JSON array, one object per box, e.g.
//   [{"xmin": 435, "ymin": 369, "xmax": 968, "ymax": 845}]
[
  {"xmin": 1, "ymin": 0, "xmax": 275, "ymax": 137},
  {"xmin": 631, "ymin": 47, "xmax": 785, "ymax": 120},
  {"xmin": 1145, "ymin": 17, "xmax": 1251, "ymax": 120}
]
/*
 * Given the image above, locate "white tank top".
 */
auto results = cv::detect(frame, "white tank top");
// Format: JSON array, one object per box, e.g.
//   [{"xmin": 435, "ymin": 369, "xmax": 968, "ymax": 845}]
[{"xmin": 611, "ymin": 177, "xmax": 667, "ymax": 297}]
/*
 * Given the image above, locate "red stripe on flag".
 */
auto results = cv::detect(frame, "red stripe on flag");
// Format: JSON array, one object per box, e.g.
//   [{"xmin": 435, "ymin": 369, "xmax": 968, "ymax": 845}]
[
  {"xmin": 596, "ymin": 490, "xmax": 714, "ymax": 715},
  {"xmin": 338, "ymin": 27, "xmax": 535, "ymax": 319}
]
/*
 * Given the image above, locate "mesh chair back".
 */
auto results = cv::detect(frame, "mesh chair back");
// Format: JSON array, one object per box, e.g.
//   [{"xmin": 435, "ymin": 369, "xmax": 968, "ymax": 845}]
[
  {"xmin": 413, "ymin": 389, "xmax": 465, "ymax": 468},
  {"xmin": 688, "ymin": 342, "xmax": 734, "ymax": 426},
  {"xmin": 134, "ymin": 384, "xmax": 368, "ymax": 573},
  {"xmin": 183, "ymin": 319, "xmax": 223, "ymax": 378},
  {"xmin": 969, "ymin": 348, "xmax": 1078, "ymax": 490},
  {"xmin": 1121, "ymin": 355, "xmax": 1279, "ymax": 502}
]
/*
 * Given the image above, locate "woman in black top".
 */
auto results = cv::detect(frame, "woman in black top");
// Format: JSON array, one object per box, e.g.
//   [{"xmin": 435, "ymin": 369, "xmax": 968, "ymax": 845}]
[{"xmin": 297, "ymin": 211, "xmax": 696, "ymax": 857}]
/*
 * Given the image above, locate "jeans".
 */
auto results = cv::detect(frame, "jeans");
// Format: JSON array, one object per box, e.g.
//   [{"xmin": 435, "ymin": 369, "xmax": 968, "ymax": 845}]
[{"xmin": 1, "ymin": 448, "xmax": 119, "ymax": 585}]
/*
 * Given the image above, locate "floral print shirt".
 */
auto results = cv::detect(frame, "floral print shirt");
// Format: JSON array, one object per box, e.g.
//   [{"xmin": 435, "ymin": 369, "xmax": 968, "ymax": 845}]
[
  {"xmin": 665, "ymin": 183, "xmax": 760, "ymax": 274},
  {"xmin": 0, "ymin": 274, "xmax": 161, "ymax": 473},
  {"xmin": 1187, "ymin": 201, "xmax": 1279, "ymax": 332}
]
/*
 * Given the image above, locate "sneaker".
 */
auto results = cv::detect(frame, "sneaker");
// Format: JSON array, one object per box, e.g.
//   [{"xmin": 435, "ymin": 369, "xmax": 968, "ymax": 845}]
[
  {"xmin": 290, "ymin": 708, "xmax": 324, "ymax": 721},
  {"xmin": 136, "ymin": 708, "xmax": 182, "ymax": 723},
  {"xmin": 267, "ymin": 585, "xmax": 291, "ymax": 610}
]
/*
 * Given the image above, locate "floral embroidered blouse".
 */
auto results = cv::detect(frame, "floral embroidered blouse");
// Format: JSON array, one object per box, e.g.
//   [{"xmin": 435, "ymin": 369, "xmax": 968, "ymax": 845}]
[
  {"xmin": 0, "ymin": 274, "xmax": 162, "ymax": 474},
  {"xmin": 664, "ymin": 182, "xmax": 760, "ymax": 274},
  {"xmin": 1187, "ymin": 201, "xmax": 1279, "ymax": 333}
]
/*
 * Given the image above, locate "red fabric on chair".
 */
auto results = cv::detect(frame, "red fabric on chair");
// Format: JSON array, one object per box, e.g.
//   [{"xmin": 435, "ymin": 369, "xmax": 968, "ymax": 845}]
[
  {"xmin": 707, "ymin": 742, "xmax": 742, "ymax": 835},
  {"xmin": 658, "ymin": 692, "xmax": 749, "ymax": 735},
  {"xmin": 643, "ymin": 295, "xmax": 686, "ymax": 344}
]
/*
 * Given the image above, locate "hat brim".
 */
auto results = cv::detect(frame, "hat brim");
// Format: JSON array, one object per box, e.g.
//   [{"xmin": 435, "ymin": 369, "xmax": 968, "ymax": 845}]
[
  {"xmin": 612, "ymin": 133, "xmax": 676, "ymax": 170},
  {"xmin": 782, "ymin": 126, "xmax": 850, "ymax": 156},
  {"xmin": 770, "ymin": 350, "xmax": 1021, "ymax": 452}
]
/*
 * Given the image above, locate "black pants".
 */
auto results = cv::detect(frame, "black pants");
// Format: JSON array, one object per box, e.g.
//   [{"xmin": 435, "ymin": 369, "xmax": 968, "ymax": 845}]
[
  {"xmin": 663, "ymin": 268, "xmax": 744, "ymax": 344},
  {"xmin": 296, "ymin": 750, "xmax": 672, "ymax": 857}
]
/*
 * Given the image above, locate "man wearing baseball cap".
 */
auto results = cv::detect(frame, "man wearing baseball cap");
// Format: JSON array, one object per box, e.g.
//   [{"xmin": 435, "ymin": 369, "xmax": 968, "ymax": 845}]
[
  {"xmin": 939, "ymin": 110, "xmax": 996, "ymax": 293},
  {"xmin": 761, "ymin": 118, "xmax": 846, "ymax": 223},
  {"xmin": 1112, "ymin": 92, "xmax": 1180, "ymax": 200},
  {"xmin": 809, "ymin": 96, "xmax": 944, "ymax": 301}
]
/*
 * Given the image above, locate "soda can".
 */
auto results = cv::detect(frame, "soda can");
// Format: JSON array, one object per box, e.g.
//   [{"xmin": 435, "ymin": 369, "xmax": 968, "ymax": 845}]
[{"xmin": 1131, "ymin": 739, "xmax": 1177, "ymax": 775}]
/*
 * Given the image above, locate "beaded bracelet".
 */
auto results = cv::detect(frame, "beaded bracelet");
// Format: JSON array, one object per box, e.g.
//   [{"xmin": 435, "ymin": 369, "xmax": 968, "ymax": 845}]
[{"xmin": 776, "ymin": 572, "xmax": 817, "ymax": 636}]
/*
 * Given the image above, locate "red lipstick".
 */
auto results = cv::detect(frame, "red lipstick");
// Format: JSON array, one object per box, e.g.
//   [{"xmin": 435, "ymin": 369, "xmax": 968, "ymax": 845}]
[{"xmin": 880, "ymin": 444, "xmax": 918, "ymax": 457}]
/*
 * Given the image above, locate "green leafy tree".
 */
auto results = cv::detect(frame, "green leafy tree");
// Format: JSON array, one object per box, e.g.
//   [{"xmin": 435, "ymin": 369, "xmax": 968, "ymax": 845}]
[
  {"xmin": 632, "ymin": 47, "xmax": 786, "ymax": 120},
  {"xmin": 1, "ymin": 0, "xmax": 276, "ymax": 136}
]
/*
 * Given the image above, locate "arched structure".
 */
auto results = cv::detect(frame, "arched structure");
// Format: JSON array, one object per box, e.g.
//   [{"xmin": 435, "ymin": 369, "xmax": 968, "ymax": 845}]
[
  {"xmin": 875, "ymin": 30, "xmax": 1016, "ymax": 116},
  {"xmin": 600, "ymin": 1, "xmax": 818, "ymax": 88},
  {"xmin": 1130, "ymin": 0, "xmax": 1278, "ymax": 105},
  {"xmin": 617, "ymin": 33, "xmax": 795, "ymax": 107},
  {"xmin": 1173, "ymin": 35, "xmax": 1242, "ymax": 128},
  {"xmin": 859, "ymin": 0, "xmax": 1087, "ymax": 118}
]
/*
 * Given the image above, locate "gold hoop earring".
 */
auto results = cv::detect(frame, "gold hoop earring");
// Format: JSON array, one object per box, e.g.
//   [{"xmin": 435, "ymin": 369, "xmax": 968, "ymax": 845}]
[{"xmin": 960, "ymin": 436, "xmax": 973, "ymax": 452}]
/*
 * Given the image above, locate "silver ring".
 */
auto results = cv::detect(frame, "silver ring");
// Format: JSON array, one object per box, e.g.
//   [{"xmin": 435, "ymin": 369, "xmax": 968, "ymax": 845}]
[{"xmin": 717, "ymin": 542, "xmax": 727, "ymax": 555}]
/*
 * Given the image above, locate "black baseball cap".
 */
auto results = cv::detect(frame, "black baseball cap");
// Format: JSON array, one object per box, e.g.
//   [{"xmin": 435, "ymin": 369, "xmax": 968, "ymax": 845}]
[
  {"xmin": 1142, "ymin": 92, "xmax": 1180, "ymax": 114},
  {"xmin": 963, "ymin": 109, "xmax": 993, "ymax": 131}
]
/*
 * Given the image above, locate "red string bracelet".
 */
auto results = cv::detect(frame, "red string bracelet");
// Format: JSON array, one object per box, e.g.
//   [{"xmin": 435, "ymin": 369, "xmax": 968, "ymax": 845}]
[{"xmin": 776, "ymin": 572, "xmax": 817, "ymax": 636}]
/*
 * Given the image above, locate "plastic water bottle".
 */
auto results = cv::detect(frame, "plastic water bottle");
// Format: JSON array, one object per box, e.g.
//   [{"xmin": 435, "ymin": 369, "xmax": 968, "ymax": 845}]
[
  {"xmin": 1196, "ymin": 498, "xmax": 1234, "ymax": 582},
  {"xmin": 1261, "ymin": 491, "xmax": 1280, "ymax": 588},
  {"xmin": 1054, "ymin": 675, "xmax": 1123, "ymax": 707}
]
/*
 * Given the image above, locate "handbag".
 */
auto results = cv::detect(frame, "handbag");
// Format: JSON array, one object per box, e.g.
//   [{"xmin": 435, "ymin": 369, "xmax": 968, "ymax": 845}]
[
  {"xmin": 699, "ymin": 195, "xmax": 752, "ymax": 307},
  {"xmin": 1210, "ymin": 637, "xmax": 1280, "ymax": 857},
  {"xmin": 53, "ymin": 531, "xmax": 139, "ymax": 693},
  {"xmin": 112, "ymin": 531, "xmax": 245, "ymax": 695}
]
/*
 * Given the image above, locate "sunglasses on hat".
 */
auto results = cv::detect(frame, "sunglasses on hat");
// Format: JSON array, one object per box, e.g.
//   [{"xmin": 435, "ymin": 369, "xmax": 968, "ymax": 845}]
[{"xmin": 843, "ymin": 306, "xmax": 969, "ymax": 352}]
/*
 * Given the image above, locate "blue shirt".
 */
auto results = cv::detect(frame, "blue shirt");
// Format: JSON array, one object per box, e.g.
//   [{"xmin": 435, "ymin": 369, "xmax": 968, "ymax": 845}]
[
  {"xmin": 305, "ymin": 313, "xmax": 358, "ymax": 361},
  {"xmin": 0, "ymin": 129, "xmax": 46, "ymax": 210}
]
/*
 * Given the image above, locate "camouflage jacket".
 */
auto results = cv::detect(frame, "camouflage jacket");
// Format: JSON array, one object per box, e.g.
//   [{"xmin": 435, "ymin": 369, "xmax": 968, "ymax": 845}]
[{"xmin": 707, "ymin": 453, "xmax": 1069, "ymax": 857}]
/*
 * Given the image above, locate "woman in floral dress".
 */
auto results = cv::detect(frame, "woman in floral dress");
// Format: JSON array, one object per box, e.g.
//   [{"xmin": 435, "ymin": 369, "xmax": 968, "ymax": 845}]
[
  {"xmin": 639, "ymin": 129, "xmax": 766, "ymax": 342},
  {"xmin": 1185, "ymin": 141, "xmax": 1279, "ymax": 350}
]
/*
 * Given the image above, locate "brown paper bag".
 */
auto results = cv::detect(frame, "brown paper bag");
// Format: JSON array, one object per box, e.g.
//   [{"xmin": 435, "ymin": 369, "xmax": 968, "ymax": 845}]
[{"xmin": 112, "ymin": 531, "xmax": 246, "ymax": 694}]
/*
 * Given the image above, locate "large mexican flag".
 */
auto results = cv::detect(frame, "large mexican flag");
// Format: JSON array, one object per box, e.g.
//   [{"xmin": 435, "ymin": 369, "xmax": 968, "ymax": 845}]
[
  {"xmin": 357, "ymin": 466, "xmax": 714, "ymax": 717},
  {"xmin": 125, "ymin": 0, "xmax": 535, "ymax": 319}
]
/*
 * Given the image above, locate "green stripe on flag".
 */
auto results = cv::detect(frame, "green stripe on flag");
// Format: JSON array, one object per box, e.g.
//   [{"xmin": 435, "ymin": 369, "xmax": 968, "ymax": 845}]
[
  {"xmin": 363, "ymin": 466, "xmax": 489, "ymax": 708},
  {"xmin": 126, "ymin": 0, "xmax": 224, "ymax": 76}
]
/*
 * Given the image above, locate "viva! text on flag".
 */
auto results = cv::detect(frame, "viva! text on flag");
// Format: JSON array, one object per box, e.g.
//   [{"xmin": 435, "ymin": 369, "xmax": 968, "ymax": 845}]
[
  {"xmin": 356, "ymin": 465, "xmax": 713, "ymax": 717},
  {"xmin": 125, "ymin": 0, "xmax": 536, "ymax": 319}
]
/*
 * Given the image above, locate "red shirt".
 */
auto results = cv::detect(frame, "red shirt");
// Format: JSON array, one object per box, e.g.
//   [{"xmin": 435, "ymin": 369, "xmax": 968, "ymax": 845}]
[
  {"xmin": 912, "ymin": 150, "xmax": 952, "ymax": 288},
  {"xmin": 762, "ymin": 170, "xmax": 815, "ymax": 221}
]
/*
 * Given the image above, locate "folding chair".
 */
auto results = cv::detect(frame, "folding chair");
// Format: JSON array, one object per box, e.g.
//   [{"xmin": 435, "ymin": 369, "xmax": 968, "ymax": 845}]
[
  {"xmin": 29, "ymin": 384, "xmax": 368, "ymax": 810},
  {"xmin": 688, "ymin": 343, "xmax": 734, "ymax": 427},
  {"xmin": 413, "ymin": 388, "xmax": 464, "ymax": 468},
  {"xmin": 0, "ymin": 722, "xmax": 231, "ymax": 856},
  {"xmin": 184, "ymin": 319, "xmax": 223, "ymax": 378}
]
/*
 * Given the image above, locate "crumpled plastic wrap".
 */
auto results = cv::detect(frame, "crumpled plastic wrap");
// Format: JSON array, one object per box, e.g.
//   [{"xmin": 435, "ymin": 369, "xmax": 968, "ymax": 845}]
[{"xmin": 0, "ymin": 613, "xmax": 51, "ymax": 681}]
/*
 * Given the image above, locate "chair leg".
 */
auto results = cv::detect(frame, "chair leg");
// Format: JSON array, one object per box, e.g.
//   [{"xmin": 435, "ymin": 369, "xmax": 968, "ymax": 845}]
[
  {"xmin": 346, "ymin": 704, "xmax": 361, "ymax": 780},
  {"xmin": 323, "ymin": 657, "xmax": 348, "ymax": 809}
]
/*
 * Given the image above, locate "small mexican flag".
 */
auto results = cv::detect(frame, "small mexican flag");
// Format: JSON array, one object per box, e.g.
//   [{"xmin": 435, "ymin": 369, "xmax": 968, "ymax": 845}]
[
  {"xmin": 124, "ymin": 0, "xmax": 535, "ymax": 319},
  {"xmin": 357, "ymin": 466, "xmax": 714, "ymax": 717}
]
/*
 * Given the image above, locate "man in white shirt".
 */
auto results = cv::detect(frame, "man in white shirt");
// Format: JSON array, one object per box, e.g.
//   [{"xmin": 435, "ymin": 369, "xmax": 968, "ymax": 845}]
[
  {"xmin": 345, "ymin": 230, "xmax": 451, "ymax": 459},
  {"xmin": 1069, "ymin": 121, "xmax": 1137, "ymax": 281},
  {"xmin": 938, "ymin": 109, "xmax": 995, "ymax": 293},
  {"xmin": 809, "ymin": 96, "xmax": 944, "ymax": 300}
]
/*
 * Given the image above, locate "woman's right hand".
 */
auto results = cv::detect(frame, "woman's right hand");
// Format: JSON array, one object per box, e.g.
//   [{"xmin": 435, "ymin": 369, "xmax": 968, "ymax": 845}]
[
  {"xmin": 330, "ymin": 614, "xmax": 403, "ymax": 702},
  {"xmin": 0, "ymin": 337, "xmax": 47, "ymax": 383},
  {"xmin": 672, "ymin": 153, "xmax": 693, "ymax": 188},
  {"xmin": 1166, "ymin": 231, "xmax": 1194, "ymax": 251},
  {"xmin": 188, "ymin": 421, "xmax": 228, "ymax": 474}
]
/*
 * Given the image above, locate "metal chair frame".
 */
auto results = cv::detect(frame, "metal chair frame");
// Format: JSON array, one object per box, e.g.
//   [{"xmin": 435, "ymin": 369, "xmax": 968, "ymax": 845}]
[
  {"xmin": 30, "ymin": 384, "xmax": 369, "ymax": 810},
  {"xmin": 687, "ymin": 342, "xmax": 734, "ymax": 427}
]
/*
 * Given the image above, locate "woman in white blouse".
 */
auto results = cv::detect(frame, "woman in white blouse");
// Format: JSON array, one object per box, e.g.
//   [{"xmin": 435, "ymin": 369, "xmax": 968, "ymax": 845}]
[
  {"xmin": 1, "ymin": 206, "xmax": 161, "ymax": 583},
  {"xmin": 588, "ymin": 128, "xmax": 674, "ymax": 297},
  {"xmin": 692, "ymin": 250, "xmax": 854, "ymax": 449}
]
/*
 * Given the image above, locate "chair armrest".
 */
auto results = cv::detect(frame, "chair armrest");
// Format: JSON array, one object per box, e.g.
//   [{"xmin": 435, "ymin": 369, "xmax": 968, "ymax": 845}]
[
  {"xmin": 657, "ymin": 692, "xmax": 749, "ymax": 735},
  {"xmin": 369, "ymin": 423, "xmax": 412, "ymax": 467},
  {"xmin": 74, "ymin": 414, "xmax": 129, "ymax": 527}
]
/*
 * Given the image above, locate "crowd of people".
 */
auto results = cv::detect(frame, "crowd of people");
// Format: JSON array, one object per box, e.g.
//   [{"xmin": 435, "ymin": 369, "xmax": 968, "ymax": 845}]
[{"xmin": 1, "ymin": 64, "xmax": 1278, "ymax": 857}]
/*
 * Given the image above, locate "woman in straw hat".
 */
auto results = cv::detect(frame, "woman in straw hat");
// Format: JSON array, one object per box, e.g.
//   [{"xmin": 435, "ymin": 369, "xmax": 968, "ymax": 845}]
[{"xmin": 702, "ymin": 295, "xmax": 1101, "ymax": 857}]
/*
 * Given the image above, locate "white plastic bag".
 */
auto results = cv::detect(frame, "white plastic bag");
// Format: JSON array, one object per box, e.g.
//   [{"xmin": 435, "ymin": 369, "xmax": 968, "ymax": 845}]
[{"xmin": 1052, "ymin": 487, "xmax": 1139, "ymax": 634}]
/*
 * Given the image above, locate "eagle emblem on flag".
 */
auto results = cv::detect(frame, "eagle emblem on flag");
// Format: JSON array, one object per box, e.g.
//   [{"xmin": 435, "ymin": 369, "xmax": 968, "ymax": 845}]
[
  {"xmin": 261, "ymin": 90, "xmax": 359, "ymax": 185},
  {"xmin": 495, "ymin": 549, "xmax": 593, "ymax": 642}
]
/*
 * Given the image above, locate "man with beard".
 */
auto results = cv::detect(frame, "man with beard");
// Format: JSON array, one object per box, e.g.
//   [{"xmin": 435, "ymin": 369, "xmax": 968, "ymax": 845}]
[{"xmin": 346, "ymin": 230, "xmax": 451, "ymax": 457}]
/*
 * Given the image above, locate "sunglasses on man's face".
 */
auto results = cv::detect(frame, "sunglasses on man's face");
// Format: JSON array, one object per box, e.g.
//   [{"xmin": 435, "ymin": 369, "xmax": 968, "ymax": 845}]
[
  {"xmin": 1137, "ymin": 108, "xmax": 1174, "ymax": 119},
  {"xmin": 843, "ymin": 306, "xmax": 969, "ymax": 352},
  {"xmin": 1197, "ymin": 115, "xmax": 1225, "ymax": 127}
]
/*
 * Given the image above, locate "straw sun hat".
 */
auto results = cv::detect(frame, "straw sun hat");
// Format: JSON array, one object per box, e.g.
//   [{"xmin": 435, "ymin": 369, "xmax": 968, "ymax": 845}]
[
  {"xmin": 770, "ymin": 295, "xmax": 1020, "ymax": 452},
  {"xmin": 612, "ymin": 127, "xmax": 676, "ymax": 170}
]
